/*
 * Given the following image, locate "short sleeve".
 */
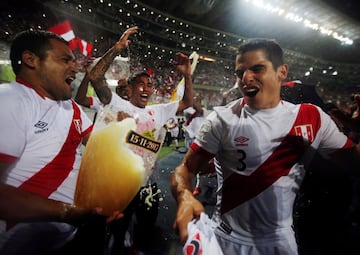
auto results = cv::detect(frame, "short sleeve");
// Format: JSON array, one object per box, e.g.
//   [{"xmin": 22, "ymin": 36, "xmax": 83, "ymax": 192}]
[
  {"xmin": 193, "ymin": 110, "xmax": 223, "ymax": 155},
  {"xmin": 0, "ymin": 89, "xmax": 27, "ymax": 158}
]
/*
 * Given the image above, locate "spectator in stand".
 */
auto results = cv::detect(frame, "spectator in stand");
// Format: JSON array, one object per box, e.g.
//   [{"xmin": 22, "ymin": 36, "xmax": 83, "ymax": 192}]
[
  {"xmin": 351, "ymin": 93, "xmax": 360, "ymax": 133},
  {"xmin": 0, "ymin": 30, "xmax": 122, "ymax": 255},
  {"xmin": 327, "ymin": 93, "xmax": 360, "ymax": 143},
  {"xmin": 170, "ymin": 38, "xmax": 360, "ymax": 255}
]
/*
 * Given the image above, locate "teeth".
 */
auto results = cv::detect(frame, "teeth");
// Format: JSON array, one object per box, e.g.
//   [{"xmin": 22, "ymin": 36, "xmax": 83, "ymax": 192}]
[
  {"xmin": 246, "ymin": 88, "xmax": 257, "ymax": 92},
  {"xmin": 244, "ymin": 86, "xmax": 259, "ymax": 97}
]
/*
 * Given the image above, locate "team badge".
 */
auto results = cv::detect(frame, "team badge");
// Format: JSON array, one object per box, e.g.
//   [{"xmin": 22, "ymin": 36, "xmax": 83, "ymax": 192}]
[
  {"xmin": 73, "ymin": 119, "xmax": 82, "ymax": 134},
  {"xmin": 294, "ymin": 124, "xmax": 314, "ymax": 142}
]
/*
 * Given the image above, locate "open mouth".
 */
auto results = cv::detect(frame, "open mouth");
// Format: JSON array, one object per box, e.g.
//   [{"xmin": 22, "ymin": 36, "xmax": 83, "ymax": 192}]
[
  {"xmin": 140, "ymin": 93, "xmax": 149, "ymax": 100},
  {"xmin": 244, "ymin": 87, "xmax": 259, "ymax": 97},
  {"xmin": 66, "ymin": 77, "xmax": 75, "ymax": 86}
]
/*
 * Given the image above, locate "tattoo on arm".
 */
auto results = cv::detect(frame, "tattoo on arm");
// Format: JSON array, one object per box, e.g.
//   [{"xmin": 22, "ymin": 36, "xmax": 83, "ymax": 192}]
[
  {"xmin": 93, "ymin": 80, "xmax": 112, "ymax": 105},
  {"xmin": 89, "ymin": 45, "xmax": 124, "ymax": 105},
  {"xmin": 94, "ymin": 49, "xmax": 120, "ymax": 77}
]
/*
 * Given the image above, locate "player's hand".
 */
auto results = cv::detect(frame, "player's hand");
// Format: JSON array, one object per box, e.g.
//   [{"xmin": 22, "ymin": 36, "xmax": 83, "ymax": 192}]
[
  {"xmin": 116, "ymin": 111, "xmax": 132, "ymax": 121},
  {"xmin": 173, "ymin": 190, "xmax": 205, "ymax": 244},
  {"xmin": 115, "ymin": 26, "xmax": 138, "ymax": 51},
  {"xmin": 173, "ymin": 52, "xmax": 191, "ymax": 78},
  {"xmin": 62, "ymin": 204, "xmax": 124, "ymax": 226}
]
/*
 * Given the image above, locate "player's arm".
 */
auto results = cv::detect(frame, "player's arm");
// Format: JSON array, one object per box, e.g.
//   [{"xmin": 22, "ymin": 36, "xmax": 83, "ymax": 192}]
[
  {"xmin": 170, "ymin": 147, "xmax": 211, "ymax": 244},
  {"xmin": 89, "ymin": 26, "xmax": 138, "ymax": 105},
  {"xmin": 0, "ymin": 161, "xmax": 121, "ymax": 224},
  {"xmin": 174, "ymin": 53, "xmax": 193, "ymax": 114},
  {"xmin": 0, "ymin": 161, "xmax": 80, "ymax": 222},
  {"xmin": 74, "ymin": 72, "xmax": 92, "ymax": 107}
]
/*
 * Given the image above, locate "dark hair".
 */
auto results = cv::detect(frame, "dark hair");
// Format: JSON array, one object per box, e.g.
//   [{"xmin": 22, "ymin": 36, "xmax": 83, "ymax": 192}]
[
  {"xmin": 127, "ymin": 71, "xmax": 150, "ymax": 86},
  {"xmin": 237, "ymin": 39, "xmax": 284, "ymax": 69},
  {"xmin": 10, "ymin": 30, "xmax": 68, "ymax": 75},
  {"xmin": 115, "ymin": 84, "xmax": 126, "ymax": 93}
]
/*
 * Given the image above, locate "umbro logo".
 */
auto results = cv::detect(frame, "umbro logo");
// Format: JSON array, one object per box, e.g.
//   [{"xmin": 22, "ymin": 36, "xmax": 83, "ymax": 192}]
[
  {"xmin": 35, "ymin": 121, "xmax": 48, "ymax": 129},
  {"xmin": 34, "ymin": 121, "xmax": 48, "ymax": 134},
  {"xmin": 234, "ymin": 136, "xmax": 249, "ymax": 146}
]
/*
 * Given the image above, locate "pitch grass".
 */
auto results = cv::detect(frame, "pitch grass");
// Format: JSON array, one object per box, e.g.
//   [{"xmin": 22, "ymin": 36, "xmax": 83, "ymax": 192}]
[{"xmin": 157, "ymin": 139, "xmax": 185, "ymax": 160}]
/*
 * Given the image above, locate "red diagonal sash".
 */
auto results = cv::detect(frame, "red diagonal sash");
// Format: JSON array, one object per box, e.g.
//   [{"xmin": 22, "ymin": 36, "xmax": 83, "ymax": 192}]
[
  {"xmin": 221, "ymin": 104, "xmax": 321, "ymax": 214},
  {"xmin": 18, "ymin": 101, "xmax": 82, "ymax": 197},
  {"xmin": 6, "ymin": 101, "xmax": 82, "ymax": 230}
]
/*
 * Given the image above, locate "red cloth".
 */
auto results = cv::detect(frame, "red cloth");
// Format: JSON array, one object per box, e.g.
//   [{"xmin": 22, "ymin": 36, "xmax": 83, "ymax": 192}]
[{"xmin": 48, "ymin": 21, "xmax": 77, "ymax": 50}]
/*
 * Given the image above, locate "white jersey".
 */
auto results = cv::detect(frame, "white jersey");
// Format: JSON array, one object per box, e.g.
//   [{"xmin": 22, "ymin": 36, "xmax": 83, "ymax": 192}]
[
  {"xmin": 88, "ymin": 92, "xmax": 119, "ymax": 122},
  {"xmin": 184, "ymin": 107, "xmax": 207, "ymax": 149},
  {"xmin": 0, "ymin": 80, "xmax": 93, "ymax": 206},
  {"xmin": 184, "ymin": 107, "xmax": 207, "ymax": 139},
  {"xmin": 88, "ymin": 95, "xmax": 103, "ymax": 112},
  {"xmin": 89, "ymin": 91, "xmax": 131, "ymax": 112},
  {"xmin": 166, "ymin": 117, "xmax": 179, "ymax": 138},
  {"xmin": 192, "ymin": 98, "xmax": 353, "ymax": 252},
  {"xmin": 109, "ymin": 93, "xmax": 179, "ymax": 141}
]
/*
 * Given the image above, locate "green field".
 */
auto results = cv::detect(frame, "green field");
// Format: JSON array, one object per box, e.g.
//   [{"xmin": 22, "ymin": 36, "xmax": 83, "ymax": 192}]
[{"xmin": 157, "ymin": 139, "xmax": 185, "ymax": 160}]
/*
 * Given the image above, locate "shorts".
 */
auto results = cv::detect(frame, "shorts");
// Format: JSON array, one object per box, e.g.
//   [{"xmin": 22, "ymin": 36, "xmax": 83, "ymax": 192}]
[{"xmin": 215, "ymin": 227, "xmax": 298, "ymax": 255}]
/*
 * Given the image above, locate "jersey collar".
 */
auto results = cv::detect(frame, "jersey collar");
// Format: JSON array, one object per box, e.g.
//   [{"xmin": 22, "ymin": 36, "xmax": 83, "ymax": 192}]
[{"xmin": 16, "ymin": 78, "xmax": 46, "ymax": 99}]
